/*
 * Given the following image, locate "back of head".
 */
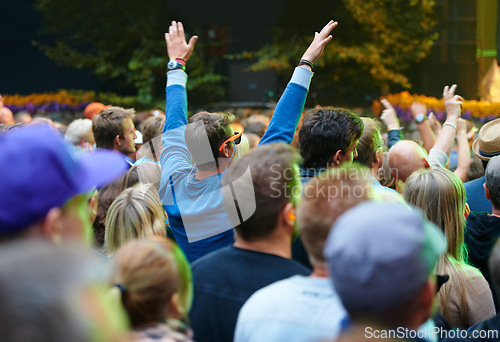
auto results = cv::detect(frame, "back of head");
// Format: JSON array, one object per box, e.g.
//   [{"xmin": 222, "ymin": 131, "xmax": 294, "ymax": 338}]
[
  {"xmin": 298, "ymin": 107, "xmax": 364, "ymax": 169},
  {"xmin": 93, "ymin": 163, "xmax": 161, "ymax": 249},
  {"xmin": 221, "ymin": 143, "xmax": 301, "ymax": 242},
  {"xmin": 64, "ymin": 118, "xmax": 94, "ymax": 146},
  {"xmin": 185, "ymin": 111, "xmax": 234, "ymax": 171},
  {"xmin": 108, "ymin": 238, "xmax": 188, "ymax": 328},
  {"xmin": 0, "ymin": 240, "xmax": 125, "ymax": 342},
  {"xmin": 92, "ymin": 106, "xmax": 134, "ymax": 150},
  {"xmin": 0, "ymin": 106, "xmax": 15, "ymax": 125},
  {"xmin": 388, "ymin": 140, "xmax": 429, "ymax": 182},
  {"xmin": 299, "ymin": 164, "xmax": 371, "ymax": 265},
  {"xmin": 485, "ymin": 156, "xmax": 500, "ymax": 209},
  {"xmin": 123, "ymin": 162, "xmax": 161, "ymax": 192},
  {"xmin": 104, "ymin": 184, "xmax": 166, "ymax": 256},
  {"xmin": 356, "ymin": 117, "xmax": 382, "ymax": 168},
  {"xmin": 242, "ymin": 114, "xmax": 270, "ymax": 137},
  {"xmin": 324, "ymin": 202, "xmax": 446, "ymax": 325},
  {"xmin": 141, "ymin": 115, "xmax": 166, "ymax": 144},
  {"xmin": 83, "ymin": 102, "xmax": 110, "ymax": 120},
  {"xmin": 243, "ymin": 132, "xmax": 261, "ymax": 149},
  {"xmin": 404, "ymin": 168, "xmax": 466, "ymax": 260},
  {"xmin": 14, "ymin": 111, "xmax": 32, "ymax": 124}
]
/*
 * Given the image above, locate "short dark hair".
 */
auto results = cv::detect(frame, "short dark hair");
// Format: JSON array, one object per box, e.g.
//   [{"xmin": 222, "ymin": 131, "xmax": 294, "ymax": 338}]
[
  {"xmin": 221, "ymin": 143, "xmax": 301, "ymax": 242},
  {"xmin": 356, "ymin": 117, "xmax": 382, "ymax": 167},
  {"xmin": 92, "ymin": 107, "xmax": 134, "ymax": 149},
  {"xmin": 141, "ymin": 116, "xmax": 165, "ymax": 144},
  {"xmin": 298, "ymin": 108, "xmax": 364, "ymax": 169},
  {"xmin": 185, "ymin": 112, "xmax": 234, "ymax": 171}
]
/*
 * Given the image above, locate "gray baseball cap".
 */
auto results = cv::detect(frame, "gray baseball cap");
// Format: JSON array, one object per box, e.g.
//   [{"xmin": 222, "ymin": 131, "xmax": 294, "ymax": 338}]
[{"xmin": 324, "ymin": 201, "xmax": 446, "ymax": 312}]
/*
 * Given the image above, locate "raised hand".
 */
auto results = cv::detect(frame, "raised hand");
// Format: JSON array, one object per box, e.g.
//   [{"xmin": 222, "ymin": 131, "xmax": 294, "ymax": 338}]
[
  {"xmin": 428, "ymin": 112, "xmax": 442, "ymax": 136},
  {"xmin": 410, "ymin": 101, "xmax": 427, "ymax": 120},
  {"xmin": 443, "ymin": 84, "xmax": 463, "ymax": 119},
  {"xmin": 300, "ymin": 20, "xmax": 338, "ymax": 64},
  {"xmin": 380, "ymin": 99, "xmax": 400, "ymax": 131},
  {"xmin": 165, "ymin": 21, "xmax": 198, "ymax": 62}
]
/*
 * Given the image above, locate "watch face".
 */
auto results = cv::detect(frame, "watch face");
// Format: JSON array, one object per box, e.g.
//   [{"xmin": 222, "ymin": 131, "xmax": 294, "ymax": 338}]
[
  {"xmin": 167, "ymin": 60, "xmax": 176, "ymax": 69},
  {"xmin": 416, "ymin": 114, "xmax": 425, "ymax": 123}
]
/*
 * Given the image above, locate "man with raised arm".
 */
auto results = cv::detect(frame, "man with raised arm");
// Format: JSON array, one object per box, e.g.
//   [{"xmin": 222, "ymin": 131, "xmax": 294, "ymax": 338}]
[{"xmin": 160, "ymin": 20, "xmax": 337, "ymax": 262}]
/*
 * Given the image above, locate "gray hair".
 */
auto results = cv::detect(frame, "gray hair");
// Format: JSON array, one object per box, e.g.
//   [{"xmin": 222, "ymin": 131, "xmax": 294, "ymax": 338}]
[{"xmin": 64, "ymin": 119, "xmax": 94, "ymax": 146}]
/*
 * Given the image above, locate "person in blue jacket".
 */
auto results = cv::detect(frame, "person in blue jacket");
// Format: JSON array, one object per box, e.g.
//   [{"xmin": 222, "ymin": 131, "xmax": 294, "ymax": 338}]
[{"xmin": 160, "ymin": 20, "xmax": 337, "ymax": 262}]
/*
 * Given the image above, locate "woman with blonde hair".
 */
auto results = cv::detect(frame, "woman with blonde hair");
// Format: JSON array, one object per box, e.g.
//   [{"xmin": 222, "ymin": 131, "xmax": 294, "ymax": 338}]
[
  {"xmin": 109, "ymin": 237, "xmax": 193, "ymax": 341},
  {"xmin": 404, "ymin": 168, "xmax": 495, "ymax": 328},
  {"xmin": 104, "ymin": 184, "xmax": 166, "ymax": 256},
  {"xmin": 94, "ymin": 162, "xmax": 162, "ymax": 250}
]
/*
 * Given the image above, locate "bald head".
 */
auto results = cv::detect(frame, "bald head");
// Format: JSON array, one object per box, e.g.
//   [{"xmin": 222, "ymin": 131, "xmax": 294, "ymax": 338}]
[
  {"xmin": 0, "ymin": 107, "xmax": 14, "ymax": 125},
  {"xmin": 388, "ymin": 140, "xmax": 430, "ymax": 183}
]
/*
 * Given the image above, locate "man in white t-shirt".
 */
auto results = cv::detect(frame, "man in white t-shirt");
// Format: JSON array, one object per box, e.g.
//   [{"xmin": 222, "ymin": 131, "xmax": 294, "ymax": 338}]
[{"xmin": 234, "ymin": 165, "xmax": 371, "ymax": 342}]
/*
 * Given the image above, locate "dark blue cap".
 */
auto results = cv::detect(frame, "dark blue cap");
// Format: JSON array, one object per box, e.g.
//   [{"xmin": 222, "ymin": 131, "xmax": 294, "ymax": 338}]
[{"xmin": 0, "ymin": 124, "xmax": 128, "ymax": 234}]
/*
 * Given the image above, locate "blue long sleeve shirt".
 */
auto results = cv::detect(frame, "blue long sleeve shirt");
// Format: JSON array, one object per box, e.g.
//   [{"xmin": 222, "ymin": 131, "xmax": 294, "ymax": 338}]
[{"xmin": 160, "ymin": 68, "xmax": 312, "ymax": 262}]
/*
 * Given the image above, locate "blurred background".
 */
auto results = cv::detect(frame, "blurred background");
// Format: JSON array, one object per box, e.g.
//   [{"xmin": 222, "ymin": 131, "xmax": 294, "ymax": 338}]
[{"xmin": 1, "ymin": 0, "xmax": 499, "ymax": 111}]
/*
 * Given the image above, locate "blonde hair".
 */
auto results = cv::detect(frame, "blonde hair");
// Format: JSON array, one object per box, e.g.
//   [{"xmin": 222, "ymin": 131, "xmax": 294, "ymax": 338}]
[
  {"xmin": 403, "ymin": 168, "xmax": 471, "ymax": 325},
  {"xmin": 356, "ymin": 117, "xmax": 382, "ymax": 168},
  {"xmin": 108, "ymin": 237, "xmax": 192, "ymax": 328},
  {"xmin": 104, "ymin": 184, "xmax": 166, "ymax": 256}
]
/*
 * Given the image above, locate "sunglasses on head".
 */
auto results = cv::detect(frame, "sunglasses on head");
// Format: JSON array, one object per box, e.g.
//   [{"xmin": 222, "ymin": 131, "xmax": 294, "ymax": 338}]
[{"xmin": 219, "ymin": 132, "xmax": 242, "ymax": 151}]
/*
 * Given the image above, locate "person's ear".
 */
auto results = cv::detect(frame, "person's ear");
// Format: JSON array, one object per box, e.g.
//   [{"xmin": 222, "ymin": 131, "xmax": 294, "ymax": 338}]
[
  {"xmin": 88, "ymin": 192, "xmax": 99, "ymax": 224},
  {"xmin": 167, "ymin": 293, "xmax": 183, "ymax": 320},
  {"xmin": 484, "ymin": 183, "xmax": 491, "ymax": 200},
  {"xmin": 422, "ymin": 158, "xmax": 431, "ymax": 169},
  {"xmin": 374, "ymin": 150, "xmax": 382, "ymax": 168},
  {"xmin": 281, "ymin": 202, "xmax": 296, "ymax": 229},
  {"xmin": 114, "ymin": 134, "xmax": 121, "ymax": 147},
  {"xmin": 42, "ymin": 208, "xmax": 64, "ymax": 244},
  {"xmin": 218, "ymin": 145, "xmax": 229, "ymax": 158},
  {"xmin": 332, "ymin": 150, "xmax": 343, "ymax": 166}
]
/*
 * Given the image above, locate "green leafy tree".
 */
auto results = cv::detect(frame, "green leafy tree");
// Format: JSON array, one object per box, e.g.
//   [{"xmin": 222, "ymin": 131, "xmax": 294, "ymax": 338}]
[
  {"xmin": 33, "ymin": 0, "xmax": 226, "ymax": 106},
  {"xmin": 233, "ymin": 0, "xmax": 438, "ymax": 106}
]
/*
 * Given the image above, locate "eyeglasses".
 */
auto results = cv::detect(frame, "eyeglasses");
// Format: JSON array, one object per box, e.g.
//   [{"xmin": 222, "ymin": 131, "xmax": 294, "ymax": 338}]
[{"xmin": 219, "ymin": 132, "xmax": 242, "ymax": 151}]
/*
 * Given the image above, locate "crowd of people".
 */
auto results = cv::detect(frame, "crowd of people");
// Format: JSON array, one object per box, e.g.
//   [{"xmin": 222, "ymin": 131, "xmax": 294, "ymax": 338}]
[{"xmin": 2, "ymin": 19, "xmax": 500, "ymax": 342}]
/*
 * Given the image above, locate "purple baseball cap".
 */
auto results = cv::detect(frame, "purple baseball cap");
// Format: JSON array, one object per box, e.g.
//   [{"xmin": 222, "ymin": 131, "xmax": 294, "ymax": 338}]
[{"xmin": 0, "ymin": 124, "xmax": 128, "ymax": 234}]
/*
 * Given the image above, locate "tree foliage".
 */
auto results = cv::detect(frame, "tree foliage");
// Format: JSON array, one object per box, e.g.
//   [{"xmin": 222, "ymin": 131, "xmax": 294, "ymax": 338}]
[
  {"xmin": 33, "ymin": 0, "xmax": 226, "ymax": 106},
  {"xmin": 232, "ymin": 0, "xmax": 438, "ymax": 105},
  {"xmin": 33, "ymin": 0, "xmax": 437, "ymax": 107}
]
